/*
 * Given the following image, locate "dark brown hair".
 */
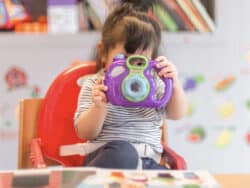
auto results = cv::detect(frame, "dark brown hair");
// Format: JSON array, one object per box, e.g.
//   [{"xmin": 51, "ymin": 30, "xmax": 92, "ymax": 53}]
[{"xmin": 96, "ymin": 0, "xmax": 161, "ymax": 71}]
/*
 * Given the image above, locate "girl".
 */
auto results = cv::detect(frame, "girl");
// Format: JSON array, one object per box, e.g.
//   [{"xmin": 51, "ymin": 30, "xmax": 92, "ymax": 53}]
[{"xmin": 74, "ymin": 0, "xmax": 188, "ymax": 169}]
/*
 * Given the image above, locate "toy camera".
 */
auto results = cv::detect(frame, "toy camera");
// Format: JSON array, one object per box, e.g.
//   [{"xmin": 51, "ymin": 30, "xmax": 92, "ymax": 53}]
[{"xmin": 104, "ymin": 54, "xmax": 173, "ymax": 108}]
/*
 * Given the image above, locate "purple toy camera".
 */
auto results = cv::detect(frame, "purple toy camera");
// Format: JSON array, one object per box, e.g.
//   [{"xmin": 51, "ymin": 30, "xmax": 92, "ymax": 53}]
[{"xmin": 104, "ymin": 54, "xmax": 173, "ymax": 108}]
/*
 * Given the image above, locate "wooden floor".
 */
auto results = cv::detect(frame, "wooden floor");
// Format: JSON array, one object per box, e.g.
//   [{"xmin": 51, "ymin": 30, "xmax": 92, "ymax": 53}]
[{"xmin": 214, "ymin": 174, "xmax": 250, "ymax": 188}]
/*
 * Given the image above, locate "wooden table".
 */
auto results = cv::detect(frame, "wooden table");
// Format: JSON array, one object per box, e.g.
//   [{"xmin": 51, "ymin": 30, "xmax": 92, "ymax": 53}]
[{"xmin": 214, "ymin": 174, "xmax": 250, "ymax": 188}]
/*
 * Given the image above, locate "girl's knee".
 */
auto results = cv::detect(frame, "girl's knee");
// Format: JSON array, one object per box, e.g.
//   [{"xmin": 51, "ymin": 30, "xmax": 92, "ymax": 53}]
[
  {"xmin": 104, "ymin": 140, "xmax": 138, "ymax": 168},
  {"xmin": 106, "ymin": 141, "xmax": 137, "ymax": 156}
]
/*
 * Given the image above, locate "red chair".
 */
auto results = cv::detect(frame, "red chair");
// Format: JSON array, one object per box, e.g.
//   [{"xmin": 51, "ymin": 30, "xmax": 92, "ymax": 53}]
[{"xmin": 18, "ymin": 61, "xmax": 186, "ymax": 169}]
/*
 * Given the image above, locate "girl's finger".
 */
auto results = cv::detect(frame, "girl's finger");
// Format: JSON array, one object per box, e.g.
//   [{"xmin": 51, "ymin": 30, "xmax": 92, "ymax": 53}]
[
  {"xmin": 95, "ymin": 76, "xmax": 105, "ymax": 84},
  {"xmin": 162, "ymin": 71, "xmax": 177, "ymax": 78},
  {"xmin": 158, "ymin": 66, "xmax": 172, "ymax": 75},
  {"xmin": 92, "ymin": 88, "xmax": 106, "ymax": 98},
  {"xmin": 93, "ymin": 93, "xmax": 107, "ymax": 103},
  {"xmin": 156, "ymin": 61, "xmax": 171, "ymax": 68},
  {"xmin": 165, "ymin": 71, "xmax": 174, "ymax": 77},
  {"xmin": 93, "ymin": 96, "xmax": 102, "ymax": 103},
  {"xmin": 93, "ymin": 85, "xmax": 108, "ymax": 92},
  {"xmin": 155, "ymin": 56, "xmax": 168, "ymax": 62}
]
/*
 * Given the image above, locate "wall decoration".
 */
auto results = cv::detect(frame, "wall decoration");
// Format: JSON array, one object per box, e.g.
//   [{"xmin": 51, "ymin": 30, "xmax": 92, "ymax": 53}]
[
  {"xmin": 183, "ymin": 77, "xmax": 197, "ymax": 91},
  {"xmin": 31, "ymin": 85, "xmax": 41, "ymax": 98},
  {"xmin": 183, "ymin": 74, "xmax": 205, "ymax": 92},
  {"xmin": 246, "ymin": 130, "xmax": 250, "ymax": 145},
  {"xmin": 0, "ymin": 130, "xmax": 17, "ymax": 141},
  {"xmin": 0, "ymin": 103, "xmax": 11, "ymax": 128},
  {"xmin": 4, "ymin": 66, "xmax": 27, "ymax": 90},
  {"xmin": 4, "ymin": 120, "xmax": 11, "ymax": 128},
  {"xmin": 217, "ymin": 101, "xmax": 235, "ymax": 119},
  {"xmin": 194, "ymin": 74, "xmax": 205, "ymax": 85},
  {"xmin": 214, "ymin": 75, "xmax": 235, "ymax": 91},
  {"xmin": 246, "ymin": 99, "xmax": 250, "ymax": 110},
  {"xmin": 186, "ymin": 103, "xmax": 194, "ymax": 116},
  {"xmin": 187, "ymin": 126, "xmax": 206, "ymax": 143},
  {"xmin": 215, "ymin": 127, "xmax": 235, "ymax": 148}
]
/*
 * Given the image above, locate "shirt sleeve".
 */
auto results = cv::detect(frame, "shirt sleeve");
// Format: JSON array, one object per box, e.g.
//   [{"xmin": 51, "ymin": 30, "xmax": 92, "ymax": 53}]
[{"xmin": 73, "ymin": 75, "xmax": 96, "ymax": 127}]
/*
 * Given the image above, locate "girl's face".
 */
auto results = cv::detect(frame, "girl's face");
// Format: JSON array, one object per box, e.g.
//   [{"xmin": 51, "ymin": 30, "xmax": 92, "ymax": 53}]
[{"xmin": 103, "ymin": 42, "xmax": 153, "ymax": 69}]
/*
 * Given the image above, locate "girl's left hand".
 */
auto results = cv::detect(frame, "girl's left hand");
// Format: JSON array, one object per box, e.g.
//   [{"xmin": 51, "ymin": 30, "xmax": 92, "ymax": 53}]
[{"xmin": 155, "ymin": 56, "xmax": 178, "ymax": 82}]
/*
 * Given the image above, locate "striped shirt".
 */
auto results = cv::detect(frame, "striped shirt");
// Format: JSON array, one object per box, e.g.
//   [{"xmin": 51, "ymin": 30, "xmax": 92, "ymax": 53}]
[{"xmin": 74, "ymin": 71, "xmax": 167, "ymax": 153}]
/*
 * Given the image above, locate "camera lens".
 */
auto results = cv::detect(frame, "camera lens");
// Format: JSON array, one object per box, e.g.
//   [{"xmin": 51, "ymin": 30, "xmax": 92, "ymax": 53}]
[{"xmin": 131, "ymin": 82, "xmax": 140, "ymax": 92}]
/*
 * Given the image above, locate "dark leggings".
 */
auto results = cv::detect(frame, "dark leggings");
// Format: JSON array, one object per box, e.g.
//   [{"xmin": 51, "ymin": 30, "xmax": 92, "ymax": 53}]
[{"xmin": 83, "ymin": 140, "xmax": 168, "ymax": 170}]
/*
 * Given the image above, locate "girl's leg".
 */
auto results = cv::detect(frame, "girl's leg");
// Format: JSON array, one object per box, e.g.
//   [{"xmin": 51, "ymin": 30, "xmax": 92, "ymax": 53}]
[
  {"xmin": 83, "ymin": 140, "xmax": 138, "ymax": 169},
  {"xmin": 142, "ymin": 157, "xmax": 169, "ymax": 170}
]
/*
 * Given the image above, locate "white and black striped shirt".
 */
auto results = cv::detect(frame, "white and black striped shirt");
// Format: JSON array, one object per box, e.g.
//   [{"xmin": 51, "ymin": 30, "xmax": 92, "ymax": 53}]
[{"xmin": 74, "ymin": 72, "xmax": 167, "ymax": 153}]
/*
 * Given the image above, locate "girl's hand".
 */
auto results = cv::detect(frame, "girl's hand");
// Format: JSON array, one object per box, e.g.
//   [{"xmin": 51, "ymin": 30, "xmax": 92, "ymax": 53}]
[
  {"xmin": 155, "ymin": 56, "xmax": 179, "ymax": 82},
  {"xmin": 92, "ymin": 77, "xmax": 108, "ymax": 108}
]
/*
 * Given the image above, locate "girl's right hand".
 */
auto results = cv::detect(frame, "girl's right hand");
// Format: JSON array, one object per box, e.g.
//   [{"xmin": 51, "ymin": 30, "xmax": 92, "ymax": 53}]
[{"xmin": 91, "ymin": 77, "xmax": 108, "ymax": 108}]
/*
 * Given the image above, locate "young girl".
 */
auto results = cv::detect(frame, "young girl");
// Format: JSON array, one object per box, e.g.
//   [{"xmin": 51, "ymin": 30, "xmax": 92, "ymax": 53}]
[{"xmin": 74, "ymin": 0, "xmax": 188, "ymax": 169}]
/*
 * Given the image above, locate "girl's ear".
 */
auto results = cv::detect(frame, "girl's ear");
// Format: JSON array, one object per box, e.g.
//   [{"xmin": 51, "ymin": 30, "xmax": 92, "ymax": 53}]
[
  {"xmin": 97, "ymin": 40, "xmax": 103, "ymax": 51},
  {"xmin": 97, "ymin": 41, "xmax": 107, "ymax": 67}
]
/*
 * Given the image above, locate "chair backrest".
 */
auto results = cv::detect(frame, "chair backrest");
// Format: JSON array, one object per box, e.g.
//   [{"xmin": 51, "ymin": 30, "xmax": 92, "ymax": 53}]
[{"xmin": 18, "ymin": 61, "xmax": 96, "ymax": 168}]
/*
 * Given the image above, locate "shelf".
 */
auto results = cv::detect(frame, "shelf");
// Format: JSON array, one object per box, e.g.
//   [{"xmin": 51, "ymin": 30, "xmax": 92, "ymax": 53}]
[
  {"xmin": 0, "ymin": 32, "xmax": 101, "ymax": 48},
  {"xmin": 0, "ymin": 31, "xmax": 226, "ymax": 49},
  {"xmin": 0, "ymin": 0, "xmax": 217, "ymax": 49}
]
